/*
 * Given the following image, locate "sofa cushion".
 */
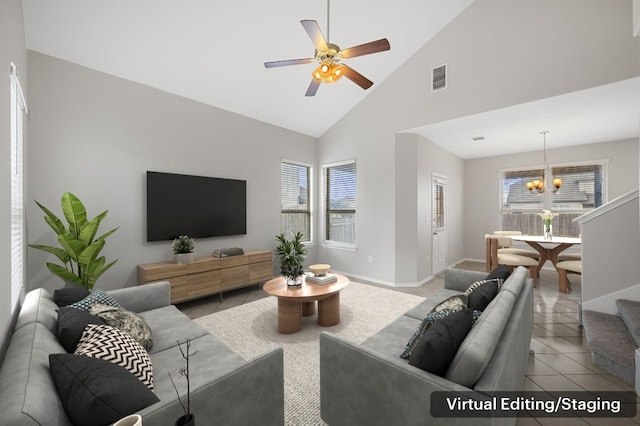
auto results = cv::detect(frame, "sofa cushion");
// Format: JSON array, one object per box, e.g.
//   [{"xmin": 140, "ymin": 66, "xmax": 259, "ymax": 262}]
[
  {"xmin": 403, "ymin": 288, "xmax": 462, "ymax": 320},
  {"xmin": 57, "ymin": 306, "xmax": 106, "ymax": 352},
  {"xmin": 75, "ymin": 324, "xmax": 154, "ymax": 390},
  {"xmin": 49, "ymin": 353, "xmax": 159, "ymax": 426},
  {"xmin": 409, "ymin": 309, "xmax": 474, "ymax": 376},
  {"xmin": 466, "ymin": 279, "xmax": 501, "ymax": 311},
  {"xmin": 90, "ymin": 303, "xmax": 153, "ymax": 351},
  {"xmin": 139, "ymin": 305, "xmax": 209, "ymax": 354},
  {"xmin": 69, "ymin": 289, "xmax": 122, "ymax": 312},
  {"xmin": 445, "ymin": 289, "xmax": 516, "ymax": 387},
  {"xmin": 53, "ymin": 281, "xmax": 91, "ymax": 307}
]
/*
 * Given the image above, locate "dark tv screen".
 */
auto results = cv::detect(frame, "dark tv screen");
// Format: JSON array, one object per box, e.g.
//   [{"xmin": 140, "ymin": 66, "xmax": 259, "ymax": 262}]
[{"xmin": 146, "ymin": 171, "xmax": 246, "ymax": 242}]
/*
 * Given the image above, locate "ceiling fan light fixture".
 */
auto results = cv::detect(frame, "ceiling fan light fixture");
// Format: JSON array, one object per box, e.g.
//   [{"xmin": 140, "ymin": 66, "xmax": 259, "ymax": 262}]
[{"xmin": 312, "ymin": 63, "xmax": 343, "ymax": 83}]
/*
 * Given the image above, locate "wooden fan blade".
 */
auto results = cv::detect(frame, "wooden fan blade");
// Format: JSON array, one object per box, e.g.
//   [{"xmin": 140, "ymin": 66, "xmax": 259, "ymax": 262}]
[
  {"xmin": 305, "ymin": 78, "xmax": 321, "ymax": 97},
  {"xmin": 301, "ymin": 20, "xmax": 328, "ymax": 51},
  {"xmin": 341, "ymin": 64, "xmax": 373, "ymax": 90},
  {"xmin": 341, "ymin": 38, "xmax": 390, "ymax": 59},
  {"xmin": 264, "ymin": 58, "xmax": 315, "ymax": 68}
]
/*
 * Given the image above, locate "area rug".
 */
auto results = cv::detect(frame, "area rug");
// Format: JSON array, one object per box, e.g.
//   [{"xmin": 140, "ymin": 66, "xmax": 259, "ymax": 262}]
[{"xmin": 194, "ymin": 282, "xmax": 424, "ymax": 425}]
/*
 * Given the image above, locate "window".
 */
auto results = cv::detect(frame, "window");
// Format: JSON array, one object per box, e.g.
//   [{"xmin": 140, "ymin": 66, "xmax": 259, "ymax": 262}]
[
  {"xmin": 280, "ymin": 160, "xmax": 311, "ymax": 242},
  {"xmin": 500, "ymin": 161, "xmax": 607, "ymax": 237},
  {"xmin": 10, "ymin": 63, "xmax": 27, "ymax": 313},
  {"xmin": 323, "ymin": 160, "xmax": 356, "ymax": 247}
]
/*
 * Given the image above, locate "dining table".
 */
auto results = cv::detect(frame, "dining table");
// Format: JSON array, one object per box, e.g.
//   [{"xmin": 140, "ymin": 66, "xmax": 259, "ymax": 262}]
[{"xmin": 509, "ymin": 235, "xmax": 581, "ymax": 277}]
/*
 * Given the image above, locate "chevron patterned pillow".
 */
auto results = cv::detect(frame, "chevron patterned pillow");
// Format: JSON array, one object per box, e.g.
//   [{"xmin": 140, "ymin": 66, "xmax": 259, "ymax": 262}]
[{"xmin": 75, "ymin": 324, "xmax": 154, "ymax": 390}]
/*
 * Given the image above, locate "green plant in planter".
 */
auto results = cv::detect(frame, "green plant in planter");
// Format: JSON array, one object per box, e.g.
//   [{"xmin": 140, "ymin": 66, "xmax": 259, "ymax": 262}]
[
  {"xmin": 172, "ymin": 235, "xmax": 195, "ymax": 254},
  {"xmin": 29, "ymin": 192, "xmax": 118, "ymax": 290},
  {"xmin": 275, "ymin": 232, "xmax": 307, "ymax": 281}
]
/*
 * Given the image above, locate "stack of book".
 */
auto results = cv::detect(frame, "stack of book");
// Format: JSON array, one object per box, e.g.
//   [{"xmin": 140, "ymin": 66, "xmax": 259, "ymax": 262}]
[
  {"xmin": 212, "ymin": 247, "xmax": 244, "ymax": 258},
  {"xmin": 305, "ymin": 274, "xmax": 337, "ymax": 285}
]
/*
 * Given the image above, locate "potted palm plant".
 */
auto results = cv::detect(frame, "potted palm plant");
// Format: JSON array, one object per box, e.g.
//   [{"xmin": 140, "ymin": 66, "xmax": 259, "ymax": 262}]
[
  {"xmin": 275, "ymin": 232, "xmax": 307, "ymax": 287},
  {"xmin": 172, "ymin": 235, "xmax": 195, "ymax": 264},
  {"xmin": 29, "ymin": 192, "xmax": 118, "ymax": 290}
]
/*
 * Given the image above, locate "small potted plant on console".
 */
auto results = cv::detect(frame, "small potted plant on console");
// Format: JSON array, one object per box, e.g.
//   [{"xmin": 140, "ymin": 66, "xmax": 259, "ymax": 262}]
[
  {"xmin": 275, "ymin": 232, "xmax": 307, "ymax": 287},
  {"xmin": 173, "ymin": 235, "xmax": 195, "ymax": 264}
]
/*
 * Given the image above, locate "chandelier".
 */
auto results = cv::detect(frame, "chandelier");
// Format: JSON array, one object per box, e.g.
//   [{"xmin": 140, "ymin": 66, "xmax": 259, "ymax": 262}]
[{"xmin": 526, "ymin": 131, "xmax": 562, "ymax": 194}]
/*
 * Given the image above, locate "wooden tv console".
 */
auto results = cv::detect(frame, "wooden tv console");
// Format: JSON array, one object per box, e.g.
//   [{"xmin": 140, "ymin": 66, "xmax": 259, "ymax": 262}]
[{"xmin": 137, "ymin": 249, "xmax": 273, "ymax": 303}]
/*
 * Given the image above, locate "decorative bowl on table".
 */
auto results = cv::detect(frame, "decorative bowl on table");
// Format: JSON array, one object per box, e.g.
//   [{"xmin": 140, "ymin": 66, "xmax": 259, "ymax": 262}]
[{"xmin": 309, "ymin": 264, "xmax": 330, "ymax": 276}]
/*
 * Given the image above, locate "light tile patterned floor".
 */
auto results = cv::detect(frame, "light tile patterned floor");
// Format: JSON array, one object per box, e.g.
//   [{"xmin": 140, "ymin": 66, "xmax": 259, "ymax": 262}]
[{"xmin": 177, "ymin": 260, "xmax": 640, "ymax": 425}]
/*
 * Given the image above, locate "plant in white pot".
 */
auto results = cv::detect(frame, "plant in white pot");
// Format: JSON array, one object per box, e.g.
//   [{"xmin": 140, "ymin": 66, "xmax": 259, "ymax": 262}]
[
  {"xmin": 275, "ymin": 232, "xmax": 307, "ymax": 287},
  {"xmin": 172, "ymin": 236, "xmax": 195, "ymax": 264}
]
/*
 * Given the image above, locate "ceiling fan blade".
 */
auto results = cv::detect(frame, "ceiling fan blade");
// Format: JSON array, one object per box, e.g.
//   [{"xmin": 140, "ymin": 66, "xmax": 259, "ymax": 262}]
[
  {"xmin": 305, "ymin": 78, "xmax": 321, "ymax": 97},
  {"xmin": 264, "ymin": 58, "xmax": 315, "ymax": 68},
  {"xmin": 341, "ymin": 64, "xmax": 374, "ymax": 90},
  {"xmin": 341, "ymin": 38, "xmax": 390, "ymax": 59},
  {"xmin": 301, "ymin": 20, "xmax": 328, "ymax": 51}
]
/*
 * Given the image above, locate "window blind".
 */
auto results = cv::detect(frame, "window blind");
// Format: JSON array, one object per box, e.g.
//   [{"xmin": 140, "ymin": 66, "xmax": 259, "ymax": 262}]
[
  {"xmin": 10, "ymin": 63, "xmax": 27, "ymax": 313},
  {"xmin": 500, "ymin": 162, "xmax": 607, "ymax": 237},
  {"xmin": 280, "ymin": 161, "xmax": 311, "ymax": 241},
  {"xmin": 323, "ymin": 161, "xmax": 356, "ymax": 246}
]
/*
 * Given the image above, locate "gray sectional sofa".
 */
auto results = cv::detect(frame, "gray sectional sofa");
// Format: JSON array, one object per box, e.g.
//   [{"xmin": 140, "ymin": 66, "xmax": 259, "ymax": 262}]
[
  {"xmin": 320, "ymin": 266, "xmax": 533, "ymax": 426},
  {"xmin": 0, "ymin": 281, "xmax": 284, "ymax": 426}
]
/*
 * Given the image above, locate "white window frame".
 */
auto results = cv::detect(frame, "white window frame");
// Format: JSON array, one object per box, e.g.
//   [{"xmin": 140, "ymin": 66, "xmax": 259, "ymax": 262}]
[
  {"xmin": 280, "ymin": 159, "xmax": 313, "ymax": 243},
  {"xmin": 10, "ymin": 62, "xmax": 27, "ymax": 313},
  {"xmin": 322, "ymin": 159, "xmax": 357, "ymax": 250},
  {"xmin": 499, "ymin": 159, "xmax": 608, "ymax": 237}
]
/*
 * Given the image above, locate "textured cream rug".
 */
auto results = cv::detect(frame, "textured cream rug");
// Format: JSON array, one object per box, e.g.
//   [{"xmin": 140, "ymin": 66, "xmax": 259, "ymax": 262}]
[{"xmin": 194, "ymin": 282, "xmax": 424, "ymax": 425}]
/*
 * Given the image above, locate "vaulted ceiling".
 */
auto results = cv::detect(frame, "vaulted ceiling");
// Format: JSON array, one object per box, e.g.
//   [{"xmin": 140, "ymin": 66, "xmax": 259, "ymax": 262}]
[{"xmin": 21, "ymin": 0, "xmax": 639, "ymax": 157}]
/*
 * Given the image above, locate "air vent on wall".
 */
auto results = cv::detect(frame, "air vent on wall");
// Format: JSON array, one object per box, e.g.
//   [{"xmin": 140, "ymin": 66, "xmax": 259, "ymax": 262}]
[{"xmin": 431, "ymin": 63, "xmax": 447, "ymax": 92}]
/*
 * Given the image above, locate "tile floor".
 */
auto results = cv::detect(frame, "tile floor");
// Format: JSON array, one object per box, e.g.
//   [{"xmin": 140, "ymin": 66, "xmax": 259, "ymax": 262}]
[{"xmin": 177, "ymin": 261, "xmax": 640, "ymax": 425}]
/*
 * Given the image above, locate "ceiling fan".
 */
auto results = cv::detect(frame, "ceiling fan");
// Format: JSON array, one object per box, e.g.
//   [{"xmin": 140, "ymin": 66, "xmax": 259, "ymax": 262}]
[{"xmin": 264, "ymin": 4, "xmax": 390, "ymax": 97}]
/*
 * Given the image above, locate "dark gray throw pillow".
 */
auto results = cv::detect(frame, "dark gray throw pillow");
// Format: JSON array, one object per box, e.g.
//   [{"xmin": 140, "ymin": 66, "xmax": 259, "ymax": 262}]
[
  {"xmin": 401, "ymin": 309, "xmax": 457, "ymax": 359},
  {"xmin": 53, "ymin": 282, "xmax": 91, "ymax": 307},
  {"xmin": 57, "ymin": 306, "xmax": 106, "ymax": 353},
  {"xmin": 487, "ymin": 265, "xmax": 511, "ymax": 281},
  {"xmin": 49, "ymin": 353, "xmax": 159, "ymax": 426},
  {"xmin": 467, "ymin": 280, "xmax": 500, "ymax": 311},
  {"xmin": 409, "ymin": 308, "xmax": 474, "ymax": 376}
]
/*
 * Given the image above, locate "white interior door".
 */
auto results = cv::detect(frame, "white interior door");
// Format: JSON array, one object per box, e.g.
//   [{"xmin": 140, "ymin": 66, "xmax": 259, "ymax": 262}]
[{"xmin": 432, "ymin": 174, "xmax": 447, "ymax": 275}]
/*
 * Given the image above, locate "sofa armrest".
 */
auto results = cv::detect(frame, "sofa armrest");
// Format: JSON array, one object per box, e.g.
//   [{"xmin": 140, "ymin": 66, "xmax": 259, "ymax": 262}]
[
  {"xmin": 443, "ymin": 268, "xmax": 488, "ymax": 292},
  {"xmin": 107, "ymin": 281, "xmax": 171, "ymax": 313},
  {"xmin": 320, "ymin": 332, "xmax": 472, "ymax": 426}
]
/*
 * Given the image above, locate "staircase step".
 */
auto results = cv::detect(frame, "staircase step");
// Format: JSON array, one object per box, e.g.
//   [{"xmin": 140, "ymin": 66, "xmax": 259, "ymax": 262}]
[
  {"xmin": 582, "ymin": 310, "xmax": 636, "ymax": 385},
  {"xmin": 617, "ymin": 299, "xmax": 640, "ymax": 347}
]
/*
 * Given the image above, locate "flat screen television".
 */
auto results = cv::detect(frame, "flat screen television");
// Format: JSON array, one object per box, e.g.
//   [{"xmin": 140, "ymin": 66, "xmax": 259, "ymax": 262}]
[{"xmin": 146, "ymin": 171, "xmax": 246, "ymax": 242}]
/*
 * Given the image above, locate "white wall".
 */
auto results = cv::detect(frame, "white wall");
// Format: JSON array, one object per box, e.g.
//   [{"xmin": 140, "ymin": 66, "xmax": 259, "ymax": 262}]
[
  {"xmin": 26, "ymin": 52, "xmax": 318, "ymax": 292},
  {"xmin": 464, "ymin": 138, "xmax": 639, "ymax": 261},
  {"xmin": 0, "ymin": 0, "xmax": 27, "ymax": 358},
  {"xmin": 318, "ymin": 0, "xmax": 639, "ymax": 284},
  {"xmin": 579, "ymin": 190, "xmax": 640, "ymax": 313},
  {"xmin": 395, "ymin": 133, "xmax": 465, "ymax": 286}
]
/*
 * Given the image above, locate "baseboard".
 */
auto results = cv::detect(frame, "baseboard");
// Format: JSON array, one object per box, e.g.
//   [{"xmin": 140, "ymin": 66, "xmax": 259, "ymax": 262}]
[{"xmin": 582, "ymin": 283, "xmax": 640, "ymax": 315}]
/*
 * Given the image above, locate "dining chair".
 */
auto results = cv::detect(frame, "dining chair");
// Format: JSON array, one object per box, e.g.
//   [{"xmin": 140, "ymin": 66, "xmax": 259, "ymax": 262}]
[
  {"xmin": 555, "ymin": 260, "xmax": 581, "ymax": 293},
  {"xmin": 493, "ymin": 231, "xmax": 541, "ymax": 259},
  {"xmin": 485, "ymin": 234, "xmax": 539, "ymax": 287}
]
